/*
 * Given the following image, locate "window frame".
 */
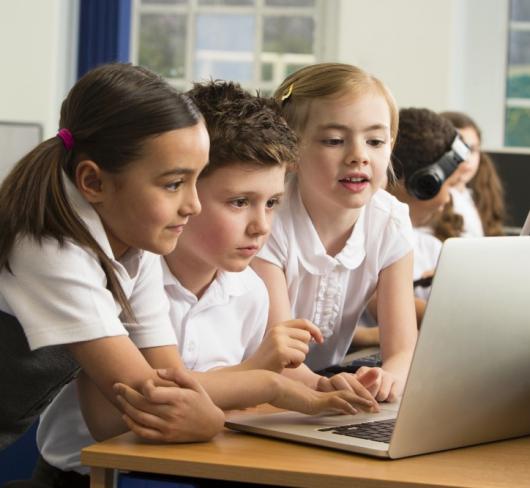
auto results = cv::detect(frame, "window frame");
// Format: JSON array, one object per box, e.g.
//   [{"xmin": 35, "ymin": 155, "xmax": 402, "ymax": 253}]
[{"xmin": 129, "ymin": 0, "xmax": 336, "ymax": 92}]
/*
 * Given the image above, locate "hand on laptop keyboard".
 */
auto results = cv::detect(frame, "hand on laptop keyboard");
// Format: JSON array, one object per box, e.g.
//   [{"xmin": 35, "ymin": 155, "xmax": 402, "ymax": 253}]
[
  {"xmin": 316, "ymin": 371, "xmax": 379, "ymax": 413},
  {"xmin": 356, "ymin": 367, "xmax": 401, "ymax": 403}
]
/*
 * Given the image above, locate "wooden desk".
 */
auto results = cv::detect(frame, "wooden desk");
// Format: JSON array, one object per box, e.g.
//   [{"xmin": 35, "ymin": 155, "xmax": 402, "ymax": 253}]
[{"xmin": 82, "ymin": 418, "xmax": 530, "ymax": 488}]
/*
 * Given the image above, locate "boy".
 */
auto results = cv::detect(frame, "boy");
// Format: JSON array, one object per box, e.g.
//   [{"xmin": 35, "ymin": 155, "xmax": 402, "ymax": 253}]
[{"xmin": 34, "ymin": 82, "xmax": 377, "ymax": 487}]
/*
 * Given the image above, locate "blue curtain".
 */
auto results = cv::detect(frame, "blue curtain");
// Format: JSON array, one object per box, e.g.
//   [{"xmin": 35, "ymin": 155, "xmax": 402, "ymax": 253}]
[{"xmin": 77, "ymin": 0, "xmax": 132, "ymax": 79}]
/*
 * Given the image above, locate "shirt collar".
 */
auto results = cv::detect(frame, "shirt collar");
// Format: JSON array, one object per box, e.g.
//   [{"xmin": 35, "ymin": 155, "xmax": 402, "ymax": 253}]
[
  {"xmin": 290, "ymin": 178, "xmax": 367, "ymax": 274},
  {"xmin": 162, "ymin": 258, "xmax": 252, "ymax": 304}
]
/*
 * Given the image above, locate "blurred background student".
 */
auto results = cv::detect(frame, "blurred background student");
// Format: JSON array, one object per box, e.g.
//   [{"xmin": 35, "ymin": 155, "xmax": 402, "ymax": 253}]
[{"xmin": 431, "ymin": 111, "xmax": 506, "ymax": 241}]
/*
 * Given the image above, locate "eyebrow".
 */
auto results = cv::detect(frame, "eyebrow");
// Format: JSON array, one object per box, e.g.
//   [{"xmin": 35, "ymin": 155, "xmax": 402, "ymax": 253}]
[
  {"xmin": 158, "ymin": 167, "xmax": 197, "ymax": 177},
  {"xmin": 223, "ymin": 190, "xmax": 285, "ymax": 198},
  {"xmin": 317, "ymin": 123, "xmax": 389, "ymax": 132}
]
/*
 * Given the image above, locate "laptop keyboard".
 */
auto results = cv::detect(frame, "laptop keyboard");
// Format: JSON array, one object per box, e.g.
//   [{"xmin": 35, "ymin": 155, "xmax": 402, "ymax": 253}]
[
  {"xmin": 318, "ymin": 352, "xmax": 382, "ymax": 377},
  {"xmin": 318, "ymin": 418, "xmax": 396, "ymax": 444}
]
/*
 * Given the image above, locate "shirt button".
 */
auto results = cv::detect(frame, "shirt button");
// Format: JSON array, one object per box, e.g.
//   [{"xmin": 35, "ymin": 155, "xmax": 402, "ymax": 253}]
[{"xmin": 187, "ymin": 342, "xmax": 195, "ymax": 352}]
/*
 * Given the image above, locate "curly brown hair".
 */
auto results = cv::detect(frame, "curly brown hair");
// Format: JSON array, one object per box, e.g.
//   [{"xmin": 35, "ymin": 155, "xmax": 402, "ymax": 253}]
[
  {"xmin": 187, "ymin": 80, "xmax": 298, "ymax": 178},
  {"xmin": 390, "ymin": 107, "xmax": 456, "ymax": 181},
  {"xmin": 439, "ymin": 111, "xmax": 506, "ymax": 236}
]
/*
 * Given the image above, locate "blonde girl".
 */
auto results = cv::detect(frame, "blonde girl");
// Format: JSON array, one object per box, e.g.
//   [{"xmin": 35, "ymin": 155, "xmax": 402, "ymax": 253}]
[{"xmin": 252, "ymin": 63, "xmax": 418, "ymax": 402}]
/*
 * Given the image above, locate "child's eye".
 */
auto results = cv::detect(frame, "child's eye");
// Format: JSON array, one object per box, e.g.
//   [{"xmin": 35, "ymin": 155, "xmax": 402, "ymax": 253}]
[
  {"xmin": 266, "ymin": 197, "xmax": 281, "ymax": 209},
  {"xmin": 322, "ymin": 138, "xmax": 344, "ymax": 146},
  {"xmin": 368, "ymin": 139, "xmax": 386, "ymax": 147},
  {"xmin": 231, "ymin": 198, "xmax": 248, "ymax": 208},
  {"xmin": 165, "ymin": 180, "xmax": 184, "ymax": 191}
]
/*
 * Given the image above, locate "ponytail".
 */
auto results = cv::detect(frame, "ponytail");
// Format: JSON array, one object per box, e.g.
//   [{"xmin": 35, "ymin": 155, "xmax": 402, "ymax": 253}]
[{"xmin": 0, "ymin": 63, "xmax": 201, "ymax": 324}]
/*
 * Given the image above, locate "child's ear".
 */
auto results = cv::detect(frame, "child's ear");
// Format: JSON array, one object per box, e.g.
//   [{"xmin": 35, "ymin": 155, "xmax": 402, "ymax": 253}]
[{"xmin": 75, "ymin": 160, "xmax": 105, "ymax": 203}]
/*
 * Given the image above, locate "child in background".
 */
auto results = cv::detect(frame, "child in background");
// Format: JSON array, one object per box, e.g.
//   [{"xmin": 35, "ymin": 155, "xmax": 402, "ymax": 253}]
[
  {"xmin": 354, "ymin": 107, "xmax": 467, "ymax": 342},
  {"xmin": 389, "ymin": 107, "xmax": 467, "ymax": 305},
  {"xmin": 34, "ymin": 81, "xmax": 377, "ymax": 486},
  {"xmin": 432, "ymin": 111, "xmax": 506, "ymax": 239},
  {"xmin": 0, "ymin": 63, "xmax": 225, "ymax": 455},
  {"xmin": 252, "ymin": 63, "xmax": 418, "ymax": 402}
]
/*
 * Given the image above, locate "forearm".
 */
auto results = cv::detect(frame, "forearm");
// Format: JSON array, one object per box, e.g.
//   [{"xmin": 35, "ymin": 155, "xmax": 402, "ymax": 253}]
[
  {"xmin": 281, "ymin": 363, "xmax": 321, "ymax": 390},
  {"xmin": 77, "ymin": 372, "xmax": 128, "ymax": 441},
  {"xmin": 71, "ymin": 340, "xmax": 182, "ymax": 440},
  {"xmin": 191, "ymin": 369, "xmax": 279, "ymax": 410}
]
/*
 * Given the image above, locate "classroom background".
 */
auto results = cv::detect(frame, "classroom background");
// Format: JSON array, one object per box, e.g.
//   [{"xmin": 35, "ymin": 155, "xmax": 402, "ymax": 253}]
[{"xmin": 1, "ymin": 0, "xmax": 529, "ymax": 227}]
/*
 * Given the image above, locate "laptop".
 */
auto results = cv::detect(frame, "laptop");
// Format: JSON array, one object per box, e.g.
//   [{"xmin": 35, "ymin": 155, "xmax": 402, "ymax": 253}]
[{"xmin": 226, "ymin": 236, "xmax": 530, "ymax": 459}]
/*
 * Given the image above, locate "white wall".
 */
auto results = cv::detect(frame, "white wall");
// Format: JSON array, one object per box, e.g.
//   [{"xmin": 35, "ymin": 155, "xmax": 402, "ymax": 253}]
[
  {"xmin": 332, "ymin": 0, "xmax": 509, "ymax": 149},
  {"xmin": 0, "ymin": 0, "xmax": 78, "ymax": 139},
  {"xmin": 0, "ymin": 0, "xmax": 510, "ymax": 148}
]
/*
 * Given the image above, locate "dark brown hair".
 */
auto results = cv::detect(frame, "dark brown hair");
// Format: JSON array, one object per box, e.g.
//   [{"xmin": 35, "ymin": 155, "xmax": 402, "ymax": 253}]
[
  {"xmin": 187, "ymin": 80, "xmax": 298, "ymax": 177},
  {"xmin": 391, "ymin": 107, "xmax": 456, "ymax": 181},
  {"xmin": 0, "ymin": 63, "xmax": 201, "ymax": 322},
  {"xmin": 439, "ymin": 111, "xmax": 506, "ymax": 236}
]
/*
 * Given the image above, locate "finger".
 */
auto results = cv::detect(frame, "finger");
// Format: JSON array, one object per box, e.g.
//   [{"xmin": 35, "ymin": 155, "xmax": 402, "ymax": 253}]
[
  {"xmin": 283, "ymin": 319, "xmax": 323, "ymax": 344},
  {"xmin": 116, "ymin": 394, "xmax": 170, "ymax": 430},
  {"xmin": 157, "ymin": 368, "xmax": 204, "ymax": 393},
  {"xmin": 284, "ymin": 328, "xmax": 312, "ymax": 345},
  {"xmin": 122, "ymin": 413, "xmax": 165, "ymax": 442},
  {"xmin": 327, "ymin": 374, "xmax": 354, "ymax": 392},
  {"xmin": 114, "ymin": 383, "xmax": 174, "ymax": 415},
  {"xmin": 316, "ymin": 376, "xmax": 334, "ymax": 392},
  {"xmin": 326, "ymin": 396, "xmax": 359, "ymax": 415},
  {"xmin": 356, "ymin": 368, "xmax": 381, "ymax": 389},
  {"xmin": 375, "ymin": 374, "xmax": 393, "ymax": 402},
  {"xmin": 332, "ymin": 374, "xmax": 378, "ymax": 410},
  {"xmin": 286, "ymin": 337, "xmax": 310, "ymax": 354},
  {"xmin": 282, "ymin": 348, "xmax": 306, "ymax": 369},
  {"xmin": 356, "ymin": 368, "xmax": 382, "ymax": 397},
  {"xmin": 386, "ymin": 383, "xmax": 398, "ymax": 403}
]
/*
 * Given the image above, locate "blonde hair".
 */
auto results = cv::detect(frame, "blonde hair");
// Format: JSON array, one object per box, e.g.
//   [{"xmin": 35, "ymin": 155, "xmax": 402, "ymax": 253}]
[{"xmin": 274, "ymin": 63, "xmax": 399, "ymax": 145}]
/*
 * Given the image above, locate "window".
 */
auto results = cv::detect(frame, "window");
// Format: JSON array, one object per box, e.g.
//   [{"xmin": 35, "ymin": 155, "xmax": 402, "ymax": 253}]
[
  {"xmin": 130, "ymin": 0, "xmax": 324, "ymax": 94},
  {"xmin": 506, "ymin": 0, "xmax": 530, "ymax": 147}
]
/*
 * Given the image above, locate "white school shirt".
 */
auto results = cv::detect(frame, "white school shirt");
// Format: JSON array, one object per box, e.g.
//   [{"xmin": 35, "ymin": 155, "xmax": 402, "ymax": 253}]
[
  {"xmin": 257, "ymin": 177, "xmax": 414, "ymax": 371},
  {"xmin": 412, "ymin": 227, "xmax": 442, "ymax": 300},
  {"xmin": 9, "ymin": 175, "xmax": 176, "ymax": 474},
  {"xmin": 450, "ymin": 187, "xmax": 484, "ymax": 237},
  {"xmin": 163, "ymin": 259, "xmax": 268, "ymax": 372},
  {"xmin": 0, "ymin": 174, "xmax": 176, "ymax": 350},
  {"xmin": 38, "ymin": 260, "xmax": 269, "ymax": 474}
]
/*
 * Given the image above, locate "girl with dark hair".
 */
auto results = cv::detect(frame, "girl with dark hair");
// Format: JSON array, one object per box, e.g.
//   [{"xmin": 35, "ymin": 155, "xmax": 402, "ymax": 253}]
[
  {"xmin": 0, "ymin": 63, "xmax": 225, "ymax": 453},
  {"xmin": 434, "ymin": 111, "xmax": 506, "ymax": 238}
]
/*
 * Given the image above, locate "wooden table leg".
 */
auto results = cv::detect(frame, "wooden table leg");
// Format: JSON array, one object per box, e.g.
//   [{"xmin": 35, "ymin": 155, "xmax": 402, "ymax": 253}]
[{"xmin": 90, "ymin": 467, "xmax": 115, "ymax": 488}]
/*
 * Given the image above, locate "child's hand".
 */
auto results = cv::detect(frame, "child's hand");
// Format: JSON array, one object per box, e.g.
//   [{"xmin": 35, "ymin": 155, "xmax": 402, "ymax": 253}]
[
  {"xmin": 113, "ymin": 368, "xmax": 224, "ymax": 443},
  {"xmin": 356, "ymin": 366, "xmax": 404, "ymax": 403},
  {"xmin": 246, "ymin": 319, "xmax": 323, "ymax": 372},
  {"xmin": 316, "ymin": 371, "xmax": 379, "ymax": 412},
  {"xmin": 271, "ymin": 374, "xmax": 379, "ymax": 415}
]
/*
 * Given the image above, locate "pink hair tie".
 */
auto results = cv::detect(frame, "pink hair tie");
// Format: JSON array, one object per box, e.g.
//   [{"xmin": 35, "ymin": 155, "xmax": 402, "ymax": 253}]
[{"xmin": 57, "ymin": 128, "xmax": 74, "ymax": 150}]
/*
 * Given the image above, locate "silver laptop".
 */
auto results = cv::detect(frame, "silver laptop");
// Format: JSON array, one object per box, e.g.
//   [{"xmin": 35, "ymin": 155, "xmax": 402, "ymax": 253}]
[{"xmin": 226, "ymin": 236, "xmax": 530, "ymax": 459}]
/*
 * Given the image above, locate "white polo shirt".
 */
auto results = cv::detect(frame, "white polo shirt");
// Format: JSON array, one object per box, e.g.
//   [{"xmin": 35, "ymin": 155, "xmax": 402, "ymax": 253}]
[
  {"xmin": 163, "ymin": 259, "xmax": 268, "ymax": 372},
  {"xmin": 450, "ymin": 187, "xmax": 484, "ymax": 237},
  {"xmin": 0, "ymin": 174, "xmax": 176, "ymax": 350},
  {"xmin": 257, "ymin": 177, "xmax": 413, "ymax": 371},
  {"xmin": 38, "ymin": 258, "xmax": 269, "ymax": 474},
  {"xmin": 412, "ymin": 227, "xmax": 442, "ymax": 300}
]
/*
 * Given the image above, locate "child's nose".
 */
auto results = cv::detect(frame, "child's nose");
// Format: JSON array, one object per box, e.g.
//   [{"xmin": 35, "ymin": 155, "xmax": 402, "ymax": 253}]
[
  {"xmin": 347, "ymin": 141, "xmax": 369, "ymax": 165},
  {"xmin": 248, "ymin": 211, "xmax": 270, "ymax": 236},
  {"xmin": 180, "ymin": 187, "xmax": 202, "ymax": 217}
]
